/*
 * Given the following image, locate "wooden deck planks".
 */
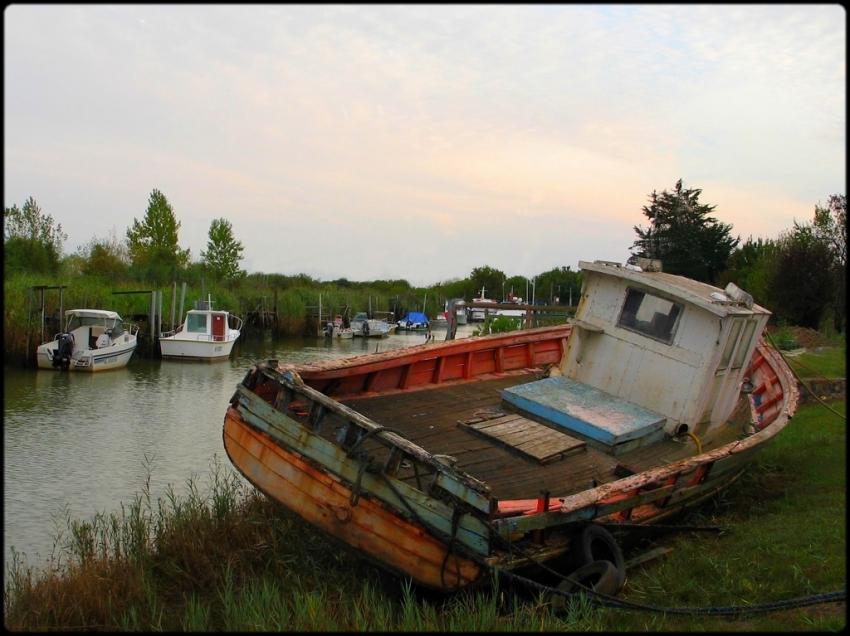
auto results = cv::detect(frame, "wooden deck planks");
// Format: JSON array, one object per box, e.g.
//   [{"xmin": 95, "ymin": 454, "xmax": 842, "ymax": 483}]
[
  {"xmin": 461, "ymin": 415, "xmax": 587, "ymax": 464},
  {"xmin": 324, "ymin": 373, "xmax": 693, "ymax": 500}
]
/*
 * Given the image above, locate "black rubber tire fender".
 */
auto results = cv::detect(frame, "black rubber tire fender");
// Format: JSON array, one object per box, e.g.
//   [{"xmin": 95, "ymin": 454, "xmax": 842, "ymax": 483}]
[
  {"xmin": 550, "ymin": 560, "xmax": 620, "ymax": 612},
  {"xmin": 573, "ymin": 524, "xmax": 626, "ymax": 593}
]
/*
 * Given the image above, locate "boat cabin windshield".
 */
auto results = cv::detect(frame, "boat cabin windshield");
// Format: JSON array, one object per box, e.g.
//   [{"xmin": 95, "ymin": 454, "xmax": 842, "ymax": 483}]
[
  {"xmin": 617, "ymin": 287, "xmax": 683, "ymax": 344},
  {"xmin": 66, "ymin": 314, "xmax": 123, "ymax": 334},
  {"xmin": 186, "ymin": 313, "xmax": 209, "ymax": 333}
]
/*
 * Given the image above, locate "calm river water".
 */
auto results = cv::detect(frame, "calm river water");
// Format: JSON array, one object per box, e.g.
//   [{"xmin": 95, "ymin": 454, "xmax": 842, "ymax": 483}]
[{"xmin": 3, "ymin": 325, "xmax": 476, "ymax": 579}]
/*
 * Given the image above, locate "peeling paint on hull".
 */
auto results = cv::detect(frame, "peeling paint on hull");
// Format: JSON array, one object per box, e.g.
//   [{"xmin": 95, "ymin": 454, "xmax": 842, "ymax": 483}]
[
  {"xmin": 223, "ymin": 325, "xmax": 798, "ymax": 592},
  {"xmin": 223, "ymin": 411, "xmax": 482, "ymax": 590}
]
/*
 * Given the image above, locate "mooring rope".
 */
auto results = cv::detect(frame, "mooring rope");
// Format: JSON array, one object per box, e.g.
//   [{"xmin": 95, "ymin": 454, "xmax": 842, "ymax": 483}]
[
  {"xmin": 493, "ymin": 565, "xmax": 846, "ymax": 617},
  {"xmin": 764, "ymin": 331, "xmax": 846, "ymax": 421},
  {"xmin": 481, "ymin": 523, "xmax": 847, "ymax": 617}
]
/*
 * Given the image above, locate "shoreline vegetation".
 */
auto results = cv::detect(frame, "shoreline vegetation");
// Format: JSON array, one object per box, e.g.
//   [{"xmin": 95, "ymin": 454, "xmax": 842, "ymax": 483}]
[
  {"xmin": 3, "ymin": 269, "xmax": 580, "ymax": 367},
  {"xmin": 5, "ymin": 187, "xmax": 845, "ymax": 367},
  {"xmin": 4, "ymin": 399, "xmax": 845, "ymax": 632}
]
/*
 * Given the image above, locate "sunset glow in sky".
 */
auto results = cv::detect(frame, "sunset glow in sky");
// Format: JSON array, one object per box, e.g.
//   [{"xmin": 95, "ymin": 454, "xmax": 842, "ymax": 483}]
[{"xmin": 4, "ymin": 4, "xmax": 846, "ymax": 285}]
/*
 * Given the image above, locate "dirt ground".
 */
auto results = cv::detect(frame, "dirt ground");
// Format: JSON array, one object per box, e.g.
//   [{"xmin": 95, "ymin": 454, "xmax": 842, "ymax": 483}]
[{"xmin": 765, "ymin": 325, "xmax": 832, "ymax": 349}]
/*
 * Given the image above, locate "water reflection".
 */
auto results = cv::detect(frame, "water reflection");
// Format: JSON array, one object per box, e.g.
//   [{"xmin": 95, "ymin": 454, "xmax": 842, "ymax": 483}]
[{"xmin": 3, "ymin": 325, "xmax": 476, "ymax": 576}]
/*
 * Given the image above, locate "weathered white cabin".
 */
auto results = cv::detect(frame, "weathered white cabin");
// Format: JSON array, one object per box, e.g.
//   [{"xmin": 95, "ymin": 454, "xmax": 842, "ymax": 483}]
[{"xmin": 558, "ymin": 260, "xmax": 770, "ymax": 438}]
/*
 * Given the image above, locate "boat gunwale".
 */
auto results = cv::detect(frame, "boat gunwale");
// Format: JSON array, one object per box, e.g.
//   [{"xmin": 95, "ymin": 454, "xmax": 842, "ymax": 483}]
[
  {"xmin": 243, "ymin": 365, "xmax": 494, "ymax": 503},
  {"xmin": 275, "ymin": 324, "xmax": 572, "ymax": 380},
  {"xmin": 490, "ymin": 339, "xmax": 799, "ymax": 528},
  {"xmin": 237, "ymin": 325, "xmax": 797, "ymax": 520}
]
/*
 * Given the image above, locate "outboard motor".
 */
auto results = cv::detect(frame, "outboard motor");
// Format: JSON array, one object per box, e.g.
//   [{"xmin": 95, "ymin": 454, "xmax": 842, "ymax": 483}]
[{"xmin": 52, "ymin": 333, "xmax": 74, "ymax": 370}]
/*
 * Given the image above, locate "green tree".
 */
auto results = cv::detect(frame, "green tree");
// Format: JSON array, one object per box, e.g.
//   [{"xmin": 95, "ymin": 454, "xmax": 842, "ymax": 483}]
[
  {"xmin": 436, "ymin": 277, "xmax": 471, "ymax": 303},
  {"xmin": 3, "ymin": 196, "xmax": 68, "ymax": 273},
  {"xmin": 535, "ymin": 266, "xmax": 582, "ymax": 305},
  {"xmin": 79, "ymin": 230, "xmax": 130, "ymax": 280},
  {"xmin": 126, "ymin": 189, "xmax": 189, "ymax": 282},
  {"xmin": 201, "ymin": 218, "xmax": 245, "ymax": 280},
  {"xmin": 719, "ymin": 236, "xmax": 778, "ymax": 307},
  {"xmin": 768, "ymin": 224, "xmax": 834, "ymax": 329},
  {"xmin": 505, "ymin": 275, "xmax": 529, "ymax": 301},
  {"xmin": 629, "ymin": 179, "xmax": 739, "ymax": 284},
  {"xmin": 469, "ymin": 265, "xmax": 505, "ymax": 300},
  {"xmin": 812, "ymin": 194, "xmax": 846, "ymax": 332}
]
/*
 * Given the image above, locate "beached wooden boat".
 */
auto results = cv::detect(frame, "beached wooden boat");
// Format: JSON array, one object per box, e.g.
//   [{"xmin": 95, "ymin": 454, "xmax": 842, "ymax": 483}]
[{"xmin": 223, "ymin": 261, "xmax": 798, "ymax": 592}]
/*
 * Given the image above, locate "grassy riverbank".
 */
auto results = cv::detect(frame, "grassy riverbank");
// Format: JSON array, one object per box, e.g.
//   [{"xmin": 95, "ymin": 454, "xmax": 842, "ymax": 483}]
[{"xmin": 4, "ymin": 398, "xmax": 845, "ymax": 631}]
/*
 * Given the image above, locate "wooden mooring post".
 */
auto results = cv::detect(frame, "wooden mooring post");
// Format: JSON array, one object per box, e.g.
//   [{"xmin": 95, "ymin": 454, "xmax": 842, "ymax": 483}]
[
  {"xmin": 112, "ymin": 289, "xmax": 157, "ymax": 355},
  {"xmin": 28, "ymin": 285, "xmax": 67, "ymax": 364},
  {"xmin": 467, "ymin": 301, "xmax": 576, "ymax": 330}
]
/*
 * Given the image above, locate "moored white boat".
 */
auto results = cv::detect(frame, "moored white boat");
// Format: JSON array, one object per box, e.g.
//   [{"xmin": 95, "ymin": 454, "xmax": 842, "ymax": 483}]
[
  {"xmin": 397, "ymin": 311, "xmax": 430, "ymax": 331},
  {"xmin": 36, "ymin": 309, "xmax": 138, "ymax": 372},
  {"xmin": 351, "ymin": 312, "xmax": 396, "ymax": 337},
  {"xmin": 324, "ymin": 316, "xmax": 354, "ymax": 339},
  {"xmin": 159, "ymin": 297, "xmax": 243, "ymax": 361},
  {"xmin": 470, "ymin": 287, "xmax": 497, "ymax": 321}
]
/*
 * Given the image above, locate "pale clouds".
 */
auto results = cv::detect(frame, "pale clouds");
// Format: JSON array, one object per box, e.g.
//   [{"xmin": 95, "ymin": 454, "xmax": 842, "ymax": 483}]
[{"xmin": 4, "ymin": 4, "xmax": 845, "ymax": 285}]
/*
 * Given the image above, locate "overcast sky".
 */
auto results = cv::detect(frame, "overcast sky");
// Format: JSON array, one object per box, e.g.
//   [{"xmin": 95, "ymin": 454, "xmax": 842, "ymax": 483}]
[{"xmin": 4, "ymin": 4, "xmax": 846, "ymax": 286}]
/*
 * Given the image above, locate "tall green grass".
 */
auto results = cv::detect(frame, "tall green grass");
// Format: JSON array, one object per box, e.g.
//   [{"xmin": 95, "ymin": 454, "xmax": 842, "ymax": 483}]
[
  {"xmin": 4, "ymin": 402, "xmax": 845, "ymax": 631},
  {"xmin": 595, "ymin": 399, "xmax": 846, "ymax": 631},
  {"xmin": 2, "ymin": 270, "xmax": 426, "ymax": 362}
]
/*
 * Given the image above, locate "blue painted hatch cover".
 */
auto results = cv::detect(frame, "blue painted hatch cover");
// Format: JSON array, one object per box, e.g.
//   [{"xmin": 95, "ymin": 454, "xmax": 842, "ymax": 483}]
[{"xmin": 501, "ymin": 376, "xmax": 667, "ymax": 446}]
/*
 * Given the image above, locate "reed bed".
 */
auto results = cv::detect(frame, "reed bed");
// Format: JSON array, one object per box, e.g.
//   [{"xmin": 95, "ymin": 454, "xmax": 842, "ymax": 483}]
[
  {"xmin": 3, "ymin": 270, "xmax": 432, "ymax": 364},
  {"xmin": 3, "ymin": 456, "xmax": 600, "ymax": 631}
]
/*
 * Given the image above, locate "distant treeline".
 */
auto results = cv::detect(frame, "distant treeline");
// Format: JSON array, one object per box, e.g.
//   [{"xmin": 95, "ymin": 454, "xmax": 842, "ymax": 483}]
[{"xmin": 3, "ymin": 182, "xmax": 845, "ymax": 363}]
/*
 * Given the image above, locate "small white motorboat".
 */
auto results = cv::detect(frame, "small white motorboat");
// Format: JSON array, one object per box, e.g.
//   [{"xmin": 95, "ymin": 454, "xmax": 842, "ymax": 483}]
[
  {"xmin": 469, "ymin": 287, "xmax": 498, "ymax": 322},
  {"xmin": 351, "ymin": 312, "xmax": 396, "ymax": 338},
  {"xmin": 396, "ymin": 311, "xmax": 430, "ymax": 331},
  {"xmin": 159, "ymin": 297, "xmax": 243, "ymax": 361},
  {"xmin": 36, "ymin": 309, "xmax": 138, "ymax": 372},
  {"xmin": 323, "ymin": 316, "xmax": 354, "ymax": 339}
]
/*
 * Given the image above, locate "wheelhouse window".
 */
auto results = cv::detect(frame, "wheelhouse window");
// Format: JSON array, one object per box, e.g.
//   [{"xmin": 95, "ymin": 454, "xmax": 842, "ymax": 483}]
[
  {"xmin": 187, "ymin": 313, "xmax": 208, "ymax": 333},
  {"xmin": 732, "ymin": 320, "xmax": 757, "ymax": 369},
  {"xmin": 719, "ymin": 320, "xmax": 743, "ymax": 368},
  {"xmin": 617, "ymin": 287, "xmax": 682, "ymax": 344},
  {"xmin": 718, "ymin": 318, "xmax": 757, "ymax": 372}
]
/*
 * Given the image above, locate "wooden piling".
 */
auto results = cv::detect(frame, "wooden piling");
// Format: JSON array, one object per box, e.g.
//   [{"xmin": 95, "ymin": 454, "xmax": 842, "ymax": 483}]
[
  {"xmin": 156, "ymin": 290, "xmax": 163, "ymax": 338},
  {"xmin": 170, "ymin": 282, "xmax": 176, "ymax": 332},
  {"xmin": 149, "ymin": 291, "xmax": 155, "ymax": 342},
  {"xmin": 39, "ymin": 287, "xmax": 45, "ymax": 344},
  {"xmin": 178, "ymin": 282, "xmax": 186, "ymax": 329}
]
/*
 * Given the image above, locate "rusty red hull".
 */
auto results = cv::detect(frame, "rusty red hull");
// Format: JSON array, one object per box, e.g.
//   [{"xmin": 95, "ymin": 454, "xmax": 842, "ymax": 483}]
[
  {"xmin": 223, "ymin": 408, "xmax": 481, "ymax": 589},
  {"xmin": 223, "ymin": 327, "xmax": 798, "ymax": 591}
]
